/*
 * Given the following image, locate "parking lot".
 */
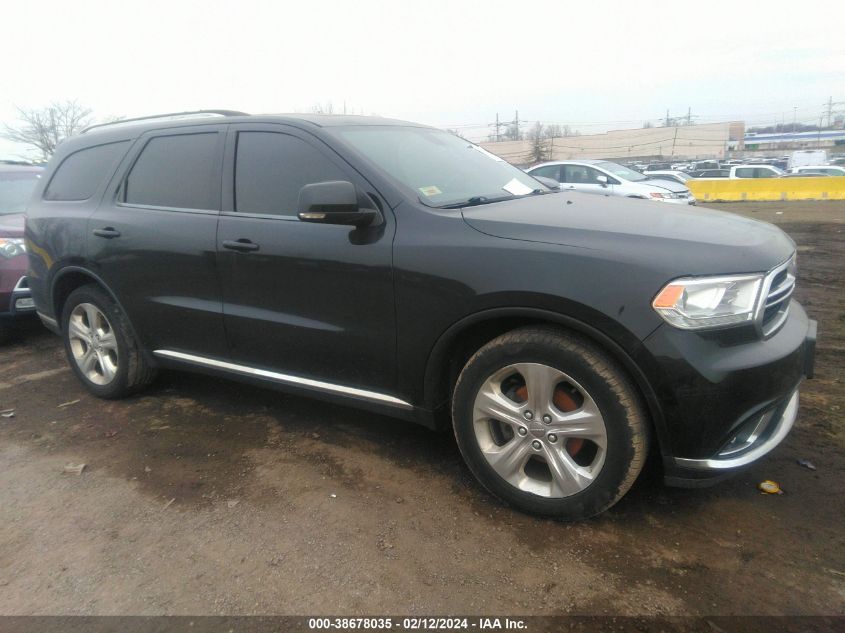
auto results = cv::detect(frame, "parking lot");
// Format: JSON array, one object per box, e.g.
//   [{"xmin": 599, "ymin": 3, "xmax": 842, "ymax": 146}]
[{"xmin": 1, "ymin": 201, "xmax": 843, "ymax": 616}]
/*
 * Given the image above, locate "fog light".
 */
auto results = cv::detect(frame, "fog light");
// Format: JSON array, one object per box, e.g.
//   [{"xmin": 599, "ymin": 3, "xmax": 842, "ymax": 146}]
[{"xmin": 15, "ymin": 297, "xmax": 35, "ymax": 309}]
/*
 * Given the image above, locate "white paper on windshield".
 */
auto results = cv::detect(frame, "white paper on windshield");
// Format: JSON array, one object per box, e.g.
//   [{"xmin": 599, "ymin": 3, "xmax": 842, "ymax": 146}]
[
  {"xmin": 469, "ymin": 144, "xmax": 505, "ymax": 162},
  {"xmin": 502, "ymin": 178, "xmax": 534, "ymax": 196}
]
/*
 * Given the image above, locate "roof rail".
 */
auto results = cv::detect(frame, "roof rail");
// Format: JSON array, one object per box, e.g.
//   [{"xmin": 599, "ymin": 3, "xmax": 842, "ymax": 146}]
[{"xmin": 81, "ymin": 109, "xmax": 249, "ymax": 134}]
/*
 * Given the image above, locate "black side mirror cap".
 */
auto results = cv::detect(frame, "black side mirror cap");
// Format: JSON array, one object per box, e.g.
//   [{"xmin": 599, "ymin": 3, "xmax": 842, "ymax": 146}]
[{"xmin": 297, "ymin": 180, "xmax": 379, "ymax": 228}]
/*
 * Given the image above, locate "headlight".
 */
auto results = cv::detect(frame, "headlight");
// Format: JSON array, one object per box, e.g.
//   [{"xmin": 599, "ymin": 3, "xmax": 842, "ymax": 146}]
[
  {"xmin": 0, "ymin": 238, "xmax": 26, "ymax": 258},
  {"xmin": 652, "ymin": 274, "xmax": 764, "ymax": 330}
]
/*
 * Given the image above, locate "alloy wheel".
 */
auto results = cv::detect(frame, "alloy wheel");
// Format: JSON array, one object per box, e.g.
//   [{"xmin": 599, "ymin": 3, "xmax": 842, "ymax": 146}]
[
  {"xmin": 472, "ymin": 362, "xmax": 608, "ymax": 498},
  {"xmin": 68, "ymin": 303, "xmax": 119, "ymax": 386}
]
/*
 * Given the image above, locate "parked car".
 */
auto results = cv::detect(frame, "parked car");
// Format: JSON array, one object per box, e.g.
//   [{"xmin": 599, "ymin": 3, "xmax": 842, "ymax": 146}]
[
  {"xmin": 730, "ymin": 165, "xmax": 785, "ymax": 179},
  {"xmin": 642, "ymin": 170, "xmax": 692, "ymax": 185},
  {"xmin": 527, "ymin": 160, "xmax": 696, "ymax": 205},
  {"xmin": 787, "ymin": 150, "xmax": 827, "ymax": 170},
  {"xmin": 0, "ymin": 165, "xmax": 42, "ymax": 341},
  {"xmin": 687, "ymin": 160, "xmax": 721, "ymax": 172},
  {"xmin": 26, "ymin": 111, "xmax": 815, "ymax": 519},
  {"xmin": 689, "ymin": 169, "xmax": 730, "ymax": 178},
  {"xmin": 789, "ymin": 165, "xmax": 845, "ymax": 176}
]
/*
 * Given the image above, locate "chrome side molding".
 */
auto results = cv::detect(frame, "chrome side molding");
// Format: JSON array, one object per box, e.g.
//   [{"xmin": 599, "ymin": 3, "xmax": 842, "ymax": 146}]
[{"xmin": 153, "ymin": 349, "xmax": 414, "ymax": 410}]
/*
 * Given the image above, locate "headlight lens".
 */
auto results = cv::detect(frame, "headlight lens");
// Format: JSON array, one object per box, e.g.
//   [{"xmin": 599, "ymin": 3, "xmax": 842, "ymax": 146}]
[
  {"xmin": 652, "ymin": 274, "xmax": 764, "ymax": 330},
  {"xmin": 0, "ymin": 238, "xmax": 26, "ymax": 259}
]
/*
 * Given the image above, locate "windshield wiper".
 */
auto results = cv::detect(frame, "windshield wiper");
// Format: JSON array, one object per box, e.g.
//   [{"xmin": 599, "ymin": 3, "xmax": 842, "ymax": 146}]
[{"xmin": 437, "ymin": 195, "xmax": 514, "ymax": 209}]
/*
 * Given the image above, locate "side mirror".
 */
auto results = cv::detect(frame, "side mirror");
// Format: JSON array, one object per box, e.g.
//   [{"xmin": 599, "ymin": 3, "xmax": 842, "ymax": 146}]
[
  {"xmin": 595, "ymin": 175, "xmax": 609, "ymax": 187},
  {"xmin": 297, "ymin": 181, "xmax": 379, "ymax": 228},
  {"xmin": 533, "ymin": 175, "xmax": 561, "ymax": 190}
]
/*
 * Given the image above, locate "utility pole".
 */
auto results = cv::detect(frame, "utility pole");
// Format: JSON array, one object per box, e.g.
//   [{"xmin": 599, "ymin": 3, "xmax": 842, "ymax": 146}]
[
  {"xmin": 822, "ymin": 97, "xmax": 845, "ymax": 129},
  {"xmin": 793, "ymin": 106, "xmax": 797, "ymax": 134},
  {"xmin": 665, "ymin": 109, "xmax": 671, "ymax": 127},
  {"xmin": 514, "ymin": 110, "xmax": 519, "ymax": 140},
  {"xmin": 686, "ymin": 107, "xmax": 692, "ymax": 126}
]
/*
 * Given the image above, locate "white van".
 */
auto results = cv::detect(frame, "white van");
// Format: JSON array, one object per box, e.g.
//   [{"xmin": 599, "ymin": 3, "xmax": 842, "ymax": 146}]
[{"xmin": 787, "ymin": 150, "xmax": 827, "ymax": 170}]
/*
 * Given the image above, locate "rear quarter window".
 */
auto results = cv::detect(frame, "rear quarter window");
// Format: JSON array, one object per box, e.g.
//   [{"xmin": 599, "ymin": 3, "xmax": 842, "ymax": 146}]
[{"xmin": 44, "ymin": 141, "xmax": 130, "ymax": 201}]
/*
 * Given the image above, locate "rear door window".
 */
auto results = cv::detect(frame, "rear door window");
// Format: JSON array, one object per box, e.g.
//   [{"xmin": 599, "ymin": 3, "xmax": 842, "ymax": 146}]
[
  {"xmin": 734, "ymin": 168, "xmax": 755, "ymax": 178},
  {"xmin": 124, "ymin": 133, "xmax": 220, "ymax": 210},
  {"xmin": 44, "ymin": 141, "xmax": 129, "ymax": 201},
  {"xmin": 529, "ymin": 165, "xmax": 561, "ymax": 181}
]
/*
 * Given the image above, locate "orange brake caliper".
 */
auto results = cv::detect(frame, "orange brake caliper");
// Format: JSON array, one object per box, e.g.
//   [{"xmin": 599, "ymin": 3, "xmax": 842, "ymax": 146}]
[{"xmin": 554, "ymin": 386, "xmax": 584, "ymax": 457}]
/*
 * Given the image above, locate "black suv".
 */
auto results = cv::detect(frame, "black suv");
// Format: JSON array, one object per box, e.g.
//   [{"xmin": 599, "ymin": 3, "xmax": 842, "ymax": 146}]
[{"xmin": 26, "ymin": 111, "xmax": 816, "ymax": 519}]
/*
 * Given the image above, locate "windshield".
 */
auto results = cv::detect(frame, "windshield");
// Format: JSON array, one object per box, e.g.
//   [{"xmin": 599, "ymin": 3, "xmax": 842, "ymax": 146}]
[
  {"xmin": 595, "ymin": 161, "xmax": 648, "ymax": 182},
  {"xmin": 335, "ymin": 127, "xmax": 547, "ymax": 207},
  {"xmin": 0, "ymin": 171, "xmax": 41, "ymax": 215}
]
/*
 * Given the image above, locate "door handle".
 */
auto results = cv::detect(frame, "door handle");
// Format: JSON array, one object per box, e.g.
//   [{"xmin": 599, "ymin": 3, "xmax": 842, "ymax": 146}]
[
  {"xmin": 222, "ymin": 239, "xmax": 260, "ymax": 253},
  {"xmin": 93, "ymin": 227, "xmax": 121, "ymax": 238}
]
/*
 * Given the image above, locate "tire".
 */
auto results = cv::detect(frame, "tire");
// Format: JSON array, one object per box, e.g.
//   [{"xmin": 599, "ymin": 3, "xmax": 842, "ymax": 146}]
[
  {"xmin": 452, "ymin": 325, "xmax": 648, "ymax": 519},
  {"xmin": 61, "ymin": 284, "xmax": 156, "ymax": 398}
]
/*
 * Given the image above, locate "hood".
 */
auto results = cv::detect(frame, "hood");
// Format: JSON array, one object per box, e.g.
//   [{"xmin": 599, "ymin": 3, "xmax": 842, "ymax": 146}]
[
  {"xmin": 461, "ymin": 192, "xmax": 795, "ymax": 276},
  {"xmin": 636, "ymin": 178, "xmax": 688, "ymax": 193},
  {"xmin": 0, "ymin": 213, "xmax": 25, "ymax": 237}
]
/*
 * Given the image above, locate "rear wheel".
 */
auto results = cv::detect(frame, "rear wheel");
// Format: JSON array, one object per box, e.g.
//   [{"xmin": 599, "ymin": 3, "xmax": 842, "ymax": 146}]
[
  {"xmin": 61, "ymin": 285, "xmax": 156, "ymax": 398},
  {"xmin": 452, "ymin": 326, "xmax": 648, "ymax": 519}
]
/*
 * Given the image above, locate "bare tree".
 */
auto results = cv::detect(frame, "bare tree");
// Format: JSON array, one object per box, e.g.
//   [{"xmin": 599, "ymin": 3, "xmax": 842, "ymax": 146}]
[
  {"xmin": 311, "ymin": 102, "xmax": 335, "ymax": 114},
  {"xmin": 503, "ymin": 123, "xmax": 522, "ymax": 141},
  {"xmin": 2, "ymin": 100, "xmax": 93, "ymax": 160},
  {"xmin": 544, "ymin": 124, "xmax": 563, "ymax": 139},
  {"xmin": 446, "ymin": 128, "xmax": 467, "ymax": 139},
  {"xmin": 642, "ymin": 121, "xmax": 654, "ymax": 128},
  {"xmin": 526, "ymin": 122, "xmax": 551, "ymax": 163}
]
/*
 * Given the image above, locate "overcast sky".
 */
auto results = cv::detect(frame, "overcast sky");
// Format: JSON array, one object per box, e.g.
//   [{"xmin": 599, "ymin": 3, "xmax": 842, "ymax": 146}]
[{"xmin": 2, "ymin": 0, "xmax": 843, "ymax": 158}]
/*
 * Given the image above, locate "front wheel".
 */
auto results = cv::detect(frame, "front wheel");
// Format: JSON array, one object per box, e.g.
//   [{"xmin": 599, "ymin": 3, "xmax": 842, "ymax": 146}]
[{"xmin": 452, "ymin": 326, "xmax": 649, "ymax": 519}]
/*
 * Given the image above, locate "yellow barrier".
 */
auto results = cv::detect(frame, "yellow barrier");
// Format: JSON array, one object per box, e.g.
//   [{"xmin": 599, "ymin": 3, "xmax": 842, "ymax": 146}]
[{"xmin": 687, "ymin": 177, "xmax": 845, "ymax": 202}]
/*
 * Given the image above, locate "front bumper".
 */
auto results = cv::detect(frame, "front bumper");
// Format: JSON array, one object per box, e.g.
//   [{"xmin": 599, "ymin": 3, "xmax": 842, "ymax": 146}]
[
  {"xmin": 638, "ymin": 301, "xmax": 816, "ymax": 486},
  {"xmin": 656, "ymin": 195, "xmax": 696, "ymax": 205},
  {"xmin": 0, "ymin": 276, "xmax": 36, "ymax": 321}
]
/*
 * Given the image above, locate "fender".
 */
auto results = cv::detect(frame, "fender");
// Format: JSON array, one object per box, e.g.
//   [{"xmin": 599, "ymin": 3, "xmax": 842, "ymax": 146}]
[
  {"xmin": 422, "ymin": 306, "xmax": 669, "ymax": 455},
  {"xmin": 49, "ymin": 265, "xmax": 156, "ymax": 366}
]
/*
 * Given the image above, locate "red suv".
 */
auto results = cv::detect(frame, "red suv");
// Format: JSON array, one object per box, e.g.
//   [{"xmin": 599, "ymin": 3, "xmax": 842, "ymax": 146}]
[{"xmin": 0, "ymin": 164, "xmax": 42, "ymax": 341}]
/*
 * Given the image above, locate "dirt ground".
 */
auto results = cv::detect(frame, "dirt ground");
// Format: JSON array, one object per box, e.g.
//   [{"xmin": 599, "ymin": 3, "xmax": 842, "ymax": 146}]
[{"xmin": 0, "ymin": 201, "xmax": 843, "ymax": 616}]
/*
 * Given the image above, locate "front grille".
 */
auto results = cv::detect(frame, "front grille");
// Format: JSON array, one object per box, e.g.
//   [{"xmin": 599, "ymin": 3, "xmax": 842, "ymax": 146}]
[{"xmin": 759, "ymin": 258, "xmax": 795, "ymax": 337}]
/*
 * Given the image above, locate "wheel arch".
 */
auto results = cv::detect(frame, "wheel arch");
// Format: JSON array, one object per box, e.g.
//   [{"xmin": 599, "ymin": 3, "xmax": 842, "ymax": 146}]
[
  {"xmin": 422, "ymin": 307, "xmax": 668, "ymax": 453},
  {"xmin": 50, "ymin": 266, "xmax": 152, "ymax": 364}
]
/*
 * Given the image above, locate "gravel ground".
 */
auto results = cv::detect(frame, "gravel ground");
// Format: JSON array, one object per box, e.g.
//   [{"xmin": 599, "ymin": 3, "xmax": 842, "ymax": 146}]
[{"xmin": 0, "ymin": 201, "xmax": 843, "ymax": 616}]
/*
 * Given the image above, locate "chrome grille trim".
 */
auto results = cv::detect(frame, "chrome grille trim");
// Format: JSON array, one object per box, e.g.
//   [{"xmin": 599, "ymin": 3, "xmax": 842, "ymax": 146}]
[{"xmin": 755, "ymin": 256, "xmax": 796, "ymax": 338}]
